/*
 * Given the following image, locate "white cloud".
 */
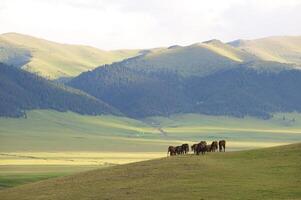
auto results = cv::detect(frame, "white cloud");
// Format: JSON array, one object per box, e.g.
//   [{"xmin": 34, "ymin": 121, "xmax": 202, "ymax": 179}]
[{"xmin": 0, "ymin": 0, "xmax": 300, "ymax": 49}]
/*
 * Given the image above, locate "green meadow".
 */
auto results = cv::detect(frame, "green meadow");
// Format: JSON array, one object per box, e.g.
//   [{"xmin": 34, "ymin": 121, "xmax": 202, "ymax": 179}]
[
  {"xmin": 1, "ymin": 110, "xmax": 301, "ymax": 189},
  {"xmin": 0, "ymin": 143, "xmax": 300, "ymax": 200}
]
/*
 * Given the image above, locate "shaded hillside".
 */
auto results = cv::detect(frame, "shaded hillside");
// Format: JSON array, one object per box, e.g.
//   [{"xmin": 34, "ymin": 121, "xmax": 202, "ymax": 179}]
[
  {"xmin": 0, "ymin": 38, "xmax": 31, "ymax": 67},
  {"xmin": 229, "ymin": 36, "xmax": 301, "ymax": 66},
  {"xmin": 0, "ymin": 143, "xmax": 300, "ymax": 200},
  {"xmin": 69, "ymin": 59, "xmax": 301, "ymax": 118},
  {"xmin": 0, "ymin": 63, "xmax": 120, "ymax": 117},
  {"xmin": 0, "ymin": 33, "xmax": 141, "ymax": 79}
]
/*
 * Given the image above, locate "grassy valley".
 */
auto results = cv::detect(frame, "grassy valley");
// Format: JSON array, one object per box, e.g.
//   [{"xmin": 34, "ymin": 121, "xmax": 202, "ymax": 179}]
[
  {"xmin": 1, "ymin": 110, "xmax": 301, "ymax": 189},
  {"xmin": 0, "ymin": 143, "xmax": 300, "ymax": 199}
]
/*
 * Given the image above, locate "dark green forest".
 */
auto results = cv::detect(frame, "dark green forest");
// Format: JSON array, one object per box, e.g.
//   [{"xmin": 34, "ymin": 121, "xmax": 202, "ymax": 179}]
[
  {"xmin": 69, "ymin": 60, "xmax": 301, "ymax": 119},
  {"xmin": 0, "ymin": 63, "xmax": 120, "ymax": 117}
]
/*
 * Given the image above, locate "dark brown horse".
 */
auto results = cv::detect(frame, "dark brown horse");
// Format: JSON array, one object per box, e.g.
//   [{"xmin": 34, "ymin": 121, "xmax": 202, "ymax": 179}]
[
  {"xmin": 167, "ymin": 146, "xmax": 176, "ymax": 156},
  {"xmin": 191, "ymin": 144, "xmax": 198, "ymax": 154},
  {"xmin": 211, "ymin": 141, "xmax": 218, "ymax": 152},
  {"xmin": 196, "ymin": 141, "xmax": 207, "ymax": 155},
  {"xmin": 219, "ymin": 140, "xmax": 226, "ymax": 152},
  {"xmin": 175, "ymin": 146, "xmax": 183, "ymax": 155},
  {"xmin": 181, "ymin": 144, "xmax": 189, "ymax": 154},
  {"xmin": 206, "ymin": 144, "xmax": 212, "ymax": 152}
]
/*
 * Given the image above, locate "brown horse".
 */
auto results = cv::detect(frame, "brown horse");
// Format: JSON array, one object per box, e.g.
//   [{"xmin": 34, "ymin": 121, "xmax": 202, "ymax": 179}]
[
  {"xmin": 175, "ymin": 146, "xmax": 183, "ymax": 155},
  {"xmin": 219, "ymin": 140, "xmax": 226, "ymax": 152},
  {"xmin": 196, "ymin": 141, "xmax": 207, "ymax": 155},
  {"xmin": 167, "ymin": 146, "xmax": 176, "ymax": 156},
  {"xmin": 211, "ymin": 141, "xmax": 218, "ymax": 152},
  {"xmin": 181, "ymin": 144, "xmax": 189, "ymax": 154},
  {"xmin": 191, "ymin": 144, "xmax": 198, "ymax": 154},
  {"xmin": 206, "ymin": 144, "xmax": 212, "ymax": 152}
]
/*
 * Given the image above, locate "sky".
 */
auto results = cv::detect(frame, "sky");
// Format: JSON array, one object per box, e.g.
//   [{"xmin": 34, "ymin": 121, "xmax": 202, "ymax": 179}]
[{"xmin": 0, "ymin": 0, "xmax": 301, "ymax": 50}]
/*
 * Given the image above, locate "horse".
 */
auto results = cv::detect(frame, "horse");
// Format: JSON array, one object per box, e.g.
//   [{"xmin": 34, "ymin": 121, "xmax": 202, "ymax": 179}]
[
  {"xmin": 181, "ymin": 144, "xmax": 189, "ymax": 154},
  {"xmin": 210, "ymin": 141, "xmax": 218, "ymax": 152},
  {"xmin": 196, "ymin": 141, "xmax": 207, "ymax": 155},
  {"xmin": 206, "ymin": 144, "xmax": 212, "ymax": 152},
  {"xmin": 175, "ymin": 146, "xmax": 183, "ymax": 155},
  {"xmin": 219, "ymin": 140, "xmax": 226, "ymax": 152},
  {"xmin": 191, "ymin": 144, "xmax": 198, "ymax": 154},
  {"xmin": 167, "ymin": 146, "xmax": 176, "ymax": 156}
]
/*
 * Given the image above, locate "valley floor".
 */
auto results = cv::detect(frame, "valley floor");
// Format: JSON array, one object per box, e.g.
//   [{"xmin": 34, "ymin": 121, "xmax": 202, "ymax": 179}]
[{"xmin": 1, "ymin": 110, "xmax": 301, "ymax": 189}]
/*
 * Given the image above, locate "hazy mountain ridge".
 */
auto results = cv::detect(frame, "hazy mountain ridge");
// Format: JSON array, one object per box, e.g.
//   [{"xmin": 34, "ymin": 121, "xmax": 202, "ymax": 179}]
[{"xmin": 0, "ymin": 33, "xmax": 142, "ymax": 79}]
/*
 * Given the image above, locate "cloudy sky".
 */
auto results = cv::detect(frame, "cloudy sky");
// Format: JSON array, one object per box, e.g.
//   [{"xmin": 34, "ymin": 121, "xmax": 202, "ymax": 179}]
[{"xmin": 0, "ymin": 0, "xmax": 300, "ymax": 49}]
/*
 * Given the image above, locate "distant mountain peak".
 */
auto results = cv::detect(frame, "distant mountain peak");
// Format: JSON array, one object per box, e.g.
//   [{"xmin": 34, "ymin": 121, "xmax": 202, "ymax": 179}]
[
  {"xmin": 227, "ymin": 39, "xmax": 248, "ymax": 47},
  {"xmin": 167, "ymin": 45, "xmax": 182, "ymax": 49},
  {"xmin": 202, "ymin": 39, "xmax": 223, "ymax": 45}
]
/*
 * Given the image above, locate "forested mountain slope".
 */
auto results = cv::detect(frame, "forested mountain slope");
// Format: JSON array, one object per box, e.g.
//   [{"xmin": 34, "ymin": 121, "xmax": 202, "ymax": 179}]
[
  {"xmin": 0, "ymin": 63, "xmax": 120, "ymax": 117},
  {"xmin": 69, "ymin": 56, "xmax": 301, "ymax": 118}
]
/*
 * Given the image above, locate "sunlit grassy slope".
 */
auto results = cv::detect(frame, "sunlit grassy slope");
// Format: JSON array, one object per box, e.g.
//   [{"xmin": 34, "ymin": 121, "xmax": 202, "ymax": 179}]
[
  {"xmin": 0, "ymin": 33, "xmax": 141, "ymax": 79},
  {"xmin": 121, "ymin": 40, "xmax": 255, "ymax": 77},
  {"xmin": 1, "ymin": 110, "xmax": 301, "ymax": 189},
  {"xmin": 145, "ymin": 113, "xmax": 301, "ymax": 149},
  {"xmin": 0, "ymin": 110, "xmax": 167, "ymax": 188},
  {"xmin": 0, "ymin": 165, "xmax": 100, "ymax": 189},
  {"xmin": 0, "ymin": 110, "xmax": 168, "ymax": 152},
  {"xmin": 0, "ymin": 143, "xmax": 300, "ymax": 200},
  {"xmin": 230, "ymin": 36, "xmax": 301, "ymax": 65}
]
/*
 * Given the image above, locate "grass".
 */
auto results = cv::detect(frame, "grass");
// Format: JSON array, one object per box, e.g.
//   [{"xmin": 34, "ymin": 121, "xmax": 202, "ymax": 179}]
[
  {"xmin": 136, "ymin": 43, "xmax": 240, "ymax": 77},
  {"xmin": 0, "ymin": 110, "xmax": 170, "ymax": 152},
  {"xmin": 235, "ymin": 36, "xmax": 301, "ymax": 65},
  {"xmin": 144, "ymin": 113, "xmax": 301, "ymax": 149},
  {"xmin": 0, "ymin": 143, "xmax": 300, "ymax": 199},
  {"xmin": 0, "ymin": 152, "xmax": 165, "ymax": 190},
  {"xmin": 0, "ymin": 33, "xmax": 141, "ymax": 79},
  {"xmin": 1, "ymin": 110, "xmax": 301, "ymax": 189},
  {"xmin": 0, "ymin": 165, "xmax": 100, "ymax": 189},
  {"xmin": 0, "ymin": 110, "xmax": 171, "ymax": 189}
]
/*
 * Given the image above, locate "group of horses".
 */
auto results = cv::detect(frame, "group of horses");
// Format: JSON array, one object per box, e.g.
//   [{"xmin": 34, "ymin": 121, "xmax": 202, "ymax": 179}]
[{"xmin": 167, "ymin": 140, "xmax": 226, "ymax": 156}]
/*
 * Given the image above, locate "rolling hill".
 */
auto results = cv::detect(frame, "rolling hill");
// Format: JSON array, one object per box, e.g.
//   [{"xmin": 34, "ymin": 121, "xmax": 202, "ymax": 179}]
[
  {"xmin": 0, "ymin": 143, "xmax": 300, "ymax": 200},
  {"xmin": 116, "ymin": 39, "xmax": 255, "ymax": 77},
  {"xmin": 0, "ymin": 33, "xmax": 141, "ymax": 79},
  {"xmin": 68, "ymin": 56, "xmax": 301, "ymax": 118},
  {"xmin": 0, "ymin": 63, "xmax": 119, "ymax": 117},
  {"xmin": 68, "ymin": 40, "xmax": 254, "ymax": 118},
  {"xmin": 229, "ymin": 36, "xmax": 301, "ymax": 66}
]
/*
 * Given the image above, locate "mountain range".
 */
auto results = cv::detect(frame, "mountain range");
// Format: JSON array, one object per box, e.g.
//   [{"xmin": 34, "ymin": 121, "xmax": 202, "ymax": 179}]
[{"xmin": 1, "ymin": 33, "xmax": 301, "ymax": 118}]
